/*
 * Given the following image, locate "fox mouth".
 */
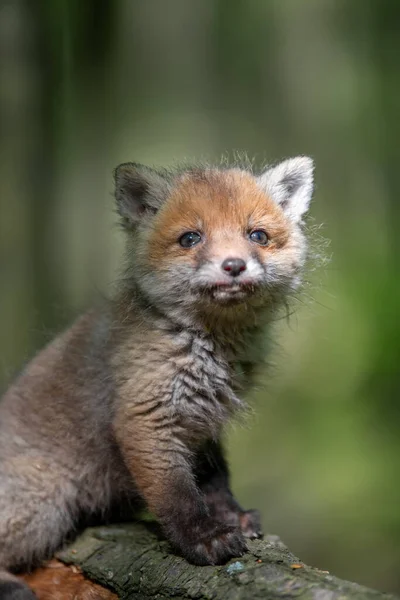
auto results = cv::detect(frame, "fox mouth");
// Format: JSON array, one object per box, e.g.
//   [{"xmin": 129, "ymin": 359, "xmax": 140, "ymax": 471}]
[{"xmin": 200, "ymin": 281, "xmax": 259, "ymax": 304}]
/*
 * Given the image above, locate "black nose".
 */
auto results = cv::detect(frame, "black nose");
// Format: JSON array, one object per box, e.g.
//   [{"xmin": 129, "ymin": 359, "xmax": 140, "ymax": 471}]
[{"xmin": 221, "ymin": 257, "xmax": 247, "ymax": 277}]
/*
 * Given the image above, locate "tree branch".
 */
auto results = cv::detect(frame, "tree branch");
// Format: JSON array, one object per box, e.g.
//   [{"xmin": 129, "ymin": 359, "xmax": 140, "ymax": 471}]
[{"xmin": 54, "ymin": 522, "xmax": 397, "ymax": 600}]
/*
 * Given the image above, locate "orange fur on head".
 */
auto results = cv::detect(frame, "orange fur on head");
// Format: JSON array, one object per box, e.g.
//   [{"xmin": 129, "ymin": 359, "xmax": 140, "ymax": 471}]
[{"xmin": 147, "ymin": 169, "xmax": 289, "ymax": 269}]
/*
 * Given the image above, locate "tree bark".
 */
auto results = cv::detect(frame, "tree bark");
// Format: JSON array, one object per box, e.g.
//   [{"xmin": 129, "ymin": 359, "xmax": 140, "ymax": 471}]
[{"xmin": 53, "ymin": 522, "xmax": 398, "ymax": 600}]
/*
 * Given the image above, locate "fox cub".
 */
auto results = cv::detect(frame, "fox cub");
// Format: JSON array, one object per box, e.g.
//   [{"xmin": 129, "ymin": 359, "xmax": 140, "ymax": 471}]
[{"xmin": 0, "ymin": 156, "xmax": 314, "ymax": 599}]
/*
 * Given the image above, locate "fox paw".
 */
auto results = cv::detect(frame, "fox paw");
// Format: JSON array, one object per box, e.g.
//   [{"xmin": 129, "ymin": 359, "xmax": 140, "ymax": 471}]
[
  {"xmin": 190, "ymin": 524, "xmax": 247, "ymax": 565},
  {"xmin": 169, "ymin": 519, "xmax": 247, "ymax": 565}
]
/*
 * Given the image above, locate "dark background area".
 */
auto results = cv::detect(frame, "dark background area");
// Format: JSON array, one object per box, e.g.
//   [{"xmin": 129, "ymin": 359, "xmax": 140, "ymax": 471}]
[{"xmin": 1, "ymin": 0, "xmax": 399, "ymax": 594}]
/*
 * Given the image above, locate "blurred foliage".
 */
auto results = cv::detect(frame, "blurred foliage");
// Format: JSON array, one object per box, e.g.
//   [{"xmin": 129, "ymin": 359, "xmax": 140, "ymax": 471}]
[{"xmin": 1, "ymin": 0, "xmax": 399, "ymax": 594}]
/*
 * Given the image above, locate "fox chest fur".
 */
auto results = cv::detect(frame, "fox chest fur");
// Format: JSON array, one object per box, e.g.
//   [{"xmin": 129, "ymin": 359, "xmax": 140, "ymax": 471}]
[{"xmin": 111, "ymin": 322, "xmax": 248, "ymax": 446}]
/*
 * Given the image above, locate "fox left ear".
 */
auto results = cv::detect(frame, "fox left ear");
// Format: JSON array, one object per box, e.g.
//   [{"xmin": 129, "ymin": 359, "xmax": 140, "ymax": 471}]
[
  {"xmin": 256, "ymin": 156, "xmax": 314, "ymax": 224},
  {"xmin": 114, "ymin": 162, "xmax": 170, "ymax": 227}
]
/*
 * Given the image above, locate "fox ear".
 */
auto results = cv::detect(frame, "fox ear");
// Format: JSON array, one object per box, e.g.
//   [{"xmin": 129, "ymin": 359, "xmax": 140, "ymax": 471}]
[
  {"xmin": 114, "ymin": 163, "xmax": 169, "ymax": 226},
  {"xmin": 256, "ymin": 156, "xmax": 314, "ymax": 223}
]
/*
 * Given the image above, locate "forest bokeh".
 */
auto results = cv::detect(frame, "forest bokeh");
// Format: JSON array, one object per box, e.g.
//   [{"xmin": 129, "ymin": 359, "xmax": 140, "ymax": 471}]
[{"xmin": 1, "ymin": 0, "xmax": 400, "ymax": 594}]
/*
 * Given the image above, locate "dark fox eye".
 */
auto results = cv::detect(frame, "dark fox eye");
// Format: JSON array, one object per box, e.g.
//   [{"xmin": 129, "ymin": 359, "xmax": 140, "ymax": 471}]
[
  {"xmin": 249, "ymin": 229, "xmax": 269, "ymax": 246},
  {"xmin": 179, "ymin": 231, "xmax": 202, "ymax": 248}
]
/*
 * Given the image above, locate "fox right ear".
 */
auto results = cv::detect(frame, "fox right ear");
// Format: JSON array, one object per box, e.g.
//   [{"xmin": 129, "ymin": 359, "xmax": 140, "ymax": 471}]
[
  {"xmin": 256, "ymin": 156, "xmax": 314, "ymax": 224},
  {"xmin": 114, "ymin": 163, "xmax": 169, "ymax": 226}
]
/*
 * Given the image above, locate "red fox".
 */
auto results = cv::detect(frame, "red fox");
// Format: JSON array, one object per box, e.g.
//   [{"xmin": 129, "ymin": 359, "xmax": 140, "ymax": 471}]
[{"xmin": 0, "ymin": 156, "xmax": 314, "ymax": 599}]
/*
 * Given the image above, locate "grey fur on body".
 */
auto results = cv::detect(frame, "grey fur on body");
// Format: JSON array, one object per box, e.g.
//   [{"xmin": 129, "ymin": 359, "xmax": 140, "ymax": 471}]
[{"xmin": 0, "ymin": 156, "xmax": 314, "ymax": 598}]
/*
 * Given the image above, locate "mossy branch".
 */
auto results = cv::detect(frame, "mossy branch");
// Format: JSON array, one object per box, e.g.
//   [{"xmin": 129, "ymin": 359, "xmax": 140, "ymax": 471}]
[{"xmin": 56, "ymin": 522, "xmax": 398, "ymax": 600}]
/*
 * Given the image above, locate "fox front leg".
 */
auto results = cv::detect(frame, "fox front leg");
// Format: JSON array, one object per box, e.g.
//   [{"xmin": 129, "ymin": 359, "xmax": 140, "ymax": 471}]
[
  {"xmin": 113, "ymin": 415, "xmax": 247, "ymax": 565},
  {"xmin": 195, "ymin": 440, "xmax": 263, "ymax": 540}
]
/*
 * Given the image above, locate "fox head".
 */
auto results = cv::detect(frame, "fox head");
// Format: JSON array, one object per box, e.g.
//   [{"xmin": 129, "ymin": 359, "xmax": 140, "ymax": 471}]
[{"xmin": 114, "ymin": 157, "xmax": 314, "ymax": 327}]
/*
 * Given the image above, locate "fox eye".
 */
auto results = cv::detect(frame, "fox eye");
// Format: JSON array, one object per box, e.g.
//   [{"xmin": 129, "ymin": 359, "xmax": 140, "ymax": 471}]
[
  {"xmin": 179, "ymin": 231, "xmax": 202, "ymax": 248},
  {"xmin": 249, "ymin": 229, "xmax": 269, "ymax": 246}
]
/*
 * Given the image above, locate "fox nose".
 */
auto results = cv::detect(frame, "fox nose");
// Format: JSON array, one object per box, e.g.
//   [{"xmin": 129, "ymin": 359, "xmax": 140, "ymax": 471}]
[{"xmin": 221, "ymin": 257, "xmax": 247, "ymax": 277}]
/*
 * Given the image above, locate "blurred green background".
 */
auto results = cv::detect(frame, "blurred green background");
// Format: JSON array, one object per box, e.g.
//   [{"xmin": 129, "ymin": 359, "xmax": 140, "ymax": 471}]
[{"xmin": 1, "ymin": 0, "xmax": 400, "ymax": 594}]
